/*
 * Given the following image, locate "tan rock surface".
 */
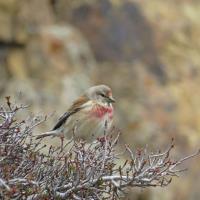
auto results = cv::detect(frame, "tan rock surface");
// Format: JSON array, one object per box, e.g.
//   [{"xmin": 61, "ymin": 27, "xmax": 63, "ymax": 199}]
[{"xmin": 0, "ymin": 0, "xmax": 200, "ymax": 199}]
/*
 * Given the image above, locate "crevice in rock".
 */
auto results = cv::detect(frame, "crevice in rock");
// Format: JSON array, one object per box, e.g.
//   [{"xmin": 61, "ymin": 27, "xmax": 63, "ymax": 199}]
[{"xmin": 0, "ymin": 40, "xmax": 25, "ymax": 50}]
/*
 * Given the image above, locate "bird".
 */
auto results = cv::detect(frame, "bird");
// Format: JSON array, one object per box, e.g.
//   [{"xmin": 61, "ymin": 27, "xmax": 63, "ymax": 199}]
[{"xmin": 36, "ymin": 85, "xmax": 115, "ymax": 141}]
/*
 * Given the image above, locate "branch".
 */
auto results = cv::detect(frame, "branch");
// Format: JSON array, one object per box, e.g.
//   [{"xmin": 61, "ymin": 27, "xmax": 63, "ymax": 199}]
[{"xmin": 0, "ymin": 97, "xmax": 199, "ymax": 199}]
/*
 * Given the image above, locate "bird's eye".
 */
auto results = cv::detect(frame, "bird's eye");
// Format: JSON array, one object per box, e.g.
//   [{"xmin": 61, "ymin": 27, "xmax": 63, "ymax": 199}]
[{"xmin": 100, "ymin": 93, "xmax": 106, "ymax": 98}]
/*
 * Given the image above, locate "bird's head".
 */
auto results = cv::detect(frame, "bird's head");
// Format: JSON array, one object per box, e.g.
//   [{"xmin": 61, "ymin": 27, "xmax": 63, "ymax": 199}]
[{"xmin": 86, "ymin": 85, "xmax": 115, "ymax": 105}]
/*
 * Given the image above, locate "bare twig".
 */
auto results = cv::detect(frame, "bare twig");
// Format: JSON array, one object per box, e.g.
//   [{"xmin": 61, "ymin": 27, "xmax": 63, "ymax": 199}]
[{"xmin": 0, "ymin": 97, "xmax": 199, "ymax": 199}]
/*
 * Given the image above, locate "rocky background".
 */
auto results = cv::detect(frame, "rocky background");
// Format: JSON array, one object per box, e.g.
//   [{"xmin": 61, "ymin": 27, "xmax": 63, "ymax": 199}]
[{"xmin": 0, "ymin": 0, "xmax": 200, "ymax": 199}]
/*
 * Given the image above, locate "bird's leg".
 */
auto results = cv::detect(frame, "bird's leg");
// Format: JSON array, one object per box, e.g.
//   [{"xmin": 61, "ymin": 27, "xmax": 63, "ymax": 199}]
[
  {"xmin": 104, "ymin": 120, "xmax": 108, "ymax": 135},
  {"xmin": 59, "ymin": 134, "xmax": 64, "ymax": 152},
  {"xmin": 58, "ymin": 130, "xmax": 64, "ymax": 152}
]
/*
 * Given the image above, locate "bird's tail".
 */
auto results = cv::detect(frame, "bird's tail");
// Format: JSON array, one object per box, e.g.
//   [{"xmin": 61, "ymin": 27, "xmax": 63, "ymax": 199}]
[{"xmin": 35, "ymin": 130, "xmax": 58, "ymax": 140}]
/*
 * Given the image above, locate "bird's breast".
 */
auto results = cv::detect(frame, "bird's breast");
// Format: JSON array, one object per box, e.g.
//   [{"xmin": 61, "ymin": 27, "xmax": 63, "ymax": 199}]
[
  {"xmin": 64, "ymin": 102, "xmax": 113, "ymax": 141},
  {"xmin": 91, "ymin": 104, "xmax": 113, "ymax": 119}
]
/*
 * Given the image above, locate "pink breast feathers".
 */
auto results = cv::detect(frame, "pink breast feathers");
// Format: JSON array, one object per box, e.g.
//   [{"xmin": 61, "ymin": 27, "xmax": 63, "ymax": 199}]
[{"xmin": 91, "ymin": 105, "xmax": 113, "ymax": 119}]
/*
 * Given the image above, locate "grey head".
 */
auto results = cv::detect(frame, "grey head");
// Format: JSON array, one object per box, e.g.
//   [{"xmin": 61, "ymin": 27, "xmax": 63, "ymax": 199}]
[{"xmin": 85, "ymin": 85, "xmax": 115, "ymax": 104}]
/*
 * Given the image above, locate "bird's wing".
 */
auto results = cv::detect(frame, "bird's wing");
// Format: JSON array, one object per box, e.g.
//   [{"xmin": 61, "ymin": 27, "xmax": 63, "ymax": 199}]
[
  {"xmin": 52, "ymin": 95, "xmax": 89, "ymax": 131},
  {"xmin": 52, "ymin": 112, "xmax": 71, "ymax": 130}
]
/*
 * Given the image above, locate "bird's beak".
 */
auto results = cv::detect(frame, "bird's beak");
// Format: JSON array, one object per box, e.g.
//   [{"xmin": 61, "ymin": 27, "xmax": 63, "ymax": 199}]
[{"xmin": 108, "ymin": 96, "xmax": 115, "ymax": 103}]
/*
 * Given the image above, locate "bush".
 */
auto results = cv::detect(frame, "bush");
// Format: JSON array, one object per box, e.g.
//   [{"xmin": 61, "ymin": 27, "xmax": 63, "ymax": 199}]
[{"xmin": 0, "ymin": 97, "xmax": 199, "ymax": 199}]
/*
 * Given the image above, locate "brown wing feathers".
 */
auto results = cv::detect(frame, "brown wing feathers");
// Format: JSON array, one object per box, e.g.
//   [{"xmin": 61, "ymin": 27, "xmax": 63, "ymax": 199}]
[
  {"xmin": 52, "ymin": 112, "xmax": 71, "ymax": 130},
  {"xmin": 68, "ymin": 95, "xmax": 89, "ymax": 112},
  {"xmin": 52, "ymin": 95, "xmax": 89, "ymax": 131}
]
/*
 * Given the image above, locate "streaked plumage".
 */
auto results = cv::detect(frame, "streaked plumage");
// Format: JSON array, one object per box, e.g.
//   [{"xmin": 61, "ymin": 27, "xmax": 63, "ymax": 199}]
[{"xmin": 36, "ymin": 85, "xmax": 115, "ymax": 141}]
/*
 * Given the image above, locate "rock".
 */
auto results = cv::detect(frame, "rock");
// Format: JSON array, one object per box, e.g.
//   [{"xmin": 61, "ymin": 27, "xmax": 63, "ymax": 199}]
[
  {"xmin": 7, "ymin": 49, "xmax": 27, "ymax": 79},
  {"xmin": 0, "ymin": 0, "xmax": 17, "ymax": 41},
  {"xmin": 57, "ymin": 0, "xmax": 167, "ymax": 83},
  {"xmin": 24, "ymin": 24, "xmax": 96, "ymax": 81}
]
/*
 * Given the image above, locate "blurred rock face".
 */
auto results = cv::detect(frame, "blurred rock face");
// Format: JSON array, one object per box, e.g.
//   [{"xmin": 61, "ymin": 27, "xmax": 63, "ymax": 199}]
[
  {"xmin": 0, "ymin": 0, "xmax": 97, "ymax": 130},
  {"xmin": 0, "ymin": 0, "xmax": 200, "ymax": 200},
  {"xmin": 58, "ymin": 0, "xmax": 166, "ymax": 83}
]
